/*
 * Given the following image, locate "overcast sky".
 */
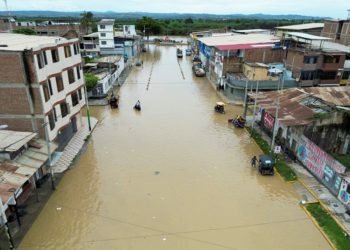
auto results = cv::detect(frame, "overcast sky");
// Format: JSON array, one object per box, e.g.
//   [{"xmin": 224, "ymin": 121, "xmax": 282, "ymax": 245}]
[{"xmin": 3, "ymin": 0, "xmax": 350, "ymax": 18}]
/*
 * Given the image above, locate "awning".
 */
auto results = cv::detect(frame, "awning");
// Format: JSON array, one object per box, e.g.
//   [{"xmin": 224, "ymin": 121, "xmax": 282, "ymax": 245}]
[{"xmin": 0, "ymin": 130, "xmax": 37, "ymax": 152}]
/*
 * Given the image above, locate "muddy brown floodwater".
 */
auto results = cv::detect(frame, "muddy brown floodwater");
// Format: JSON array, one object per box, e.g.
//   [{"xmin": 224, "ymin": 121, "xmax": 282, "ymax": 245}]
[{"xmin": 19, "ymin": 45, "xmax": 330, "ymax": 250}]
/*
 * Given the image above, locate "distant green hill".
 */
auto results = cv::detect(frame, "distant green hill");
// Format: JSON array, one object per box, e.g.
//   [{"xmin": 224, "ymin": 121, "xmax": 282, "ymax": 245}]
[{"xmin": 0, "ymin": 10, "xmax": 329, "ymax": 20}]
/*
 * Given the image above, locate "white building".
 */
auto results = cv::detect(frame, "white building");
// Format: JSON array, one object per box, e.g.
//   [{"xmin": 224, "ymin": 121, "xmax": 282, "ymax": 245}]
[{"xmin": 98, "ymin": 19, "xmax": 116, "ymax": 55}]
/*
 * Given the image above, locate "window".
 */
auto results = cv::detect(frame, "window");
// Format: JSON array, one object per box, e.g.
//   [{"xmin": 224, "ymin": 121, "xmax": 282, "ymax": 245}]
[
  {"xmin": 67, "ymin": 69, "xmax": 75, "ymax": 84},
  {"xmin": 73, "ymin": 43, "xmax": 79, "ymax": 55},
  {"xmin": 342, "ymin": 71, "xmax": 350, "ymax": 80},
  {"xmin": 53, "ymin": 106, "xmax": 57, "ymax": 122},
  {"xmin": 43, "ymin": 51, "xmax": 48, "ymax": 65},
  {"xmin": 100, "ymin": 24, "xmax": 105, "ymax": 29},
  {"xmin": 78, "ymin": 88, "xmax": 82, "ymax": 100},
  {"xmin": 51, "ymin": 49, "xmax": 59, "ymax": 63},
  {"xmin": 56, "ymin": 75, "xmax": 64, "ymax": 92},
  {"xmin": 324, "ymin": 55, "xmax": 340, "ymax": 64},
  {"xmin": 48, "ymin": 112, "xmax": 55, "ymax": 131},
  {"xmin": 301, "ymin": 71, "xmax": 316, "ymax": 80},
  {"xmin": 319, "ymin": 71, "xmax": 337, "ymax": 80},
  {"xmin": 43, "ymin": 83, "xmax": 50, "ymax": 102},
  {"xmin": 71, "ymin": 92, "xmax": 79, "ymax": 106},
  {"xmin": 101, "ymin": 33, "xmax": 106, "ymax": 37},
  {"xmin": 60, "ymin": 102, "xmax": 69, "ymax": 118},
  {"xmin": 64, "ymin": 45, "xmax": 71, "ymax": 58},
  {"xmin": 48, "ymin": 79, "xmax": 53, "ymax": 95},
  {"xmin": 76, "ymin": 66, "xmax": 81, "ymax": 79},
  {"xmin": 37, "ymin": 53, "xmax": 44, "ymax": 69},
  {"xmin": 304, "ymin": 56, "xmax": 318, "ymax": 64},
  {"xmin": 101, "ymin": 41, "xmax": 107, "ymax": 45}
]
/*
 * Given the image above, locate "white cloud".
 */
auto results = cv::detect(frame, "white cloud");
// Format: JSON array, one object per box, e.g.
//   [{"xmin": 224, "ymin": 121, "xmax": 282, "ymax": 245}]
[{"xmin": 3, "ymin": 0, "xmax": 349, "ymax": 18}]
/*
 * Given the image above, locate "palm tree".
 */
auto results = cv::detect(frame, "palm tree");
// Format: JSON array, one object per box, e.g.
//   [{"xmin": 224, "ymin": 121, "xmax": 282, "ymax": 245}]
[{"xmin": 80, "ymin": 11, "xmax": 93, "ymax": 35}]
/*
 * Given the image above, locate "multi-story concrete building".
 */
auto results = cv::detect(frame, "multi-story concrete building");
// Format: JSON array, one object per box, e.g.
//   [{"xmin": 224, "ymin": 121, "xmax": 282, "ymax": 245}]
[
  {"xmin": 98, "ymin": 19, "xmax": 116, "ymax": 55},
  {"xmin": 80, "ymin": 32, "xmax": 100, "ymax": 57},
  {"xmin": 284, "ymin": 32, "xmax": 349, "ymax": 87},
  {"xmin": 322, "ymin": 19, "xmax": 350, "ymax": 46},
  {"xmin": 0, "ymin": 33, "xmax": 86, "ymax": 150}
]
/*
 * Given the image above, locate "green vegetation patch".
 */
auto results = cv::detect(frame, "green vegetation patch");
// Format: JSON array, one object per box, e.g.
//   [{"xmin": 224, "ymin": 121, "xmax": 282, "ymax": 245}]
[
  {"xmin": 306, "ymin": 203, "xmax": 350, "ymax": 250},
  {"xmin": 84, "ymin": 73, "xmax": 99, "ymax": 92},
  {"xmin": 275, "ymin": 160, "xmax": 297, "ymax": 182},
  {"xmin": 247, "ymin": 128, "xmax": 297, "ymax": 182}
]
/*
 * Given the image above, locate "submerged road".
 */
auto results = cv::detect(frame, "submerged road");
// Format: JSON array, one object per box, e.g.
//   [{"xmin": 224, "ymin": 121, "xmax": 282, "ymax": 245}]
[{"xmin": 19, "ymin": 45, "xmax": 330, "ymax": 249}]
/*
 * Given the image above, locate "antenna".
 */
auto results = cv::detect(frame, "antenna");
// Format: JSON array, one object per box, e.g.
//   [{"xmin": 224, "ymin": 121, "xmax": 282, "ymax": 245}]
[
  {"xmin": 348, "ymin": 9, "xmax": 350, "ymax": 20},
  {"xmin": 3, "ymin": 0, "xmax": 12, "ymax": 32}
]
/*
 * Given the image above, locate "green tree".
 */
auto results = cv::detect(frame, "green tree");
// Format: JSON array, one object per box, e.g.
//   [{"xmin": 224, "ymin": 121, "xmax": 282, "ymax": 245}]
[
  {"xmin": 84, "ymin": 73, "xmax": 99, "ymax": 92},
  {"xmin": 136, "ymin": 16, "xmax": 162, "ymax": 35},
  {"xmin": 184, "ymin": 17, "xmax": 193, "ymax": 24},
  {"xmin": 13, "ymin": 28, "xmax": 36, "ymax": 35},
  {"xmin": 80, "ymin": 11, "xmax": 94, "ymax": 35}
]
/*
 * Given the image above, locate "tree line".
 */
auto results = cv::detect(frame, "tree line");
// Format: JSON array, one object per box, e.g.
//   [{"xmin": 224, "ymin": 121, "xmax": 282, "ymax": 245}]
[{"xmin": 14, "ymin": 13, "xmax": 323, "ymax": 36}]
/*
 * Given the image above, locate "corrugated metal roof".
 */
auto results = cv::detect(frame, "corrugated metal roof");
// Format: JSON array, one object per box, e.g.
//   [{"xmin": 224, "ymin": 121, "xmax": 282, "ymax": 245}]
[
  {"xmin": 285, "ymin": 32, "xmax": 331, "ymax": 41},
  {"xmin": 0, "ymin": 139, "xmax": 56, "ymax": 205},
  {"xmin": 0, "ymin": 130, "xmax": 37, "ymax": 152},
  {"xmin": 0, "ymin": 161, "xmax": 32, "ymax": 204},
  {"xmin": 250, "ymin": 87, "xmax": 350, "ymax": 127},
  {"xmin": 276, "ymin": 23, "xmax": 324, "ymax": 30}
]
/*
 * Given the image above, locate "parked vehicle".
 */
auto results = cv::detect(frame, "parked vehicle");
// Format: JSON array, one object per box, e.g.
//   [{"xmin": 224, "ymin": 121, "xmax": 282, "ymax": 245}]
[
  {"xmin": 214, "ymin": 102, "xmax": 225, "ymax": 114},
  {"xmin": 135, "ymin": 60, "xmax": 142, "ymax": 66},
  {"xmin": 185, "ymin": 49, "xmax": 192, "ymax": 56},
  {"xmin": 192, "ymin": 64, "xmax": 205, "ymax": 77},
  {"xmin": 258, "ymin": 155, "xmax": 275, "ymax": 175},
  {"xmin": 192, "ymin": 55, "xmax": 201, "ymax": 65},
  {"xmin": 228, "ymin": 115, "xmax": 246, "ymax": 128},
  {"xmin": 109, "ymin": 95, "xmax": 119, "ymax": 109},
  {"xmin": 177, "ymin": 48, "xmax": 183, "ymax": 58}
]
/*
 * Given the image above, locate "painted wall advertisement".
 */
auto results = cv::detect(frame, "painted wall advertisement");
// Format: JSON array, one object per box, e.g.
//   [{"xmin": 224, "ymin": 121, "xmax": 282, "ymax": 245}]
[
  {"xmin": 261, "ymin": 110, "xmax": 275, "ymax": 132},
  {"xmin": 297, "ymin": 135, "xmax": 346, "ymax": 195},
  {"xmin": 338, "ymin": 179, "xmax": 350, "ymax": 206}
]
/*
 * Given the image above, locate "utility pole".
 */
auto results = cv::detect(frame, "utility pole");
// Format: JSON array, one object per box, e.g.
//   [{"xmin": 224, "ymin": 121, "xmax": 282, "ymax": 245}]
[
  {"xmin": 243, "ymin": 79, "xmax": 249, "ymax": 118},
  {"xmin": 83, "ymin": 83, "xmax": 92, "ymax": 131},
  {"xmin": 251, "ymin": 81, "xmax": 259, "ymax": 131},
  {"xmin": 271, "ymin": 97, "xmax": 280, "ymax": 151}
]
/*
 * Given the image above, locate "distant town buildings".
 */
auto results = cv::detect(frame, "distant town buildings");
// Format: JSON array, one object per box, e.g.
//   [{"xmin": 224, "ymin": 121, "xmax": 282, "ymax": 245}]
[{"xmin": 0, "ymin": 17, "xmax": 89, "ymax": 38}]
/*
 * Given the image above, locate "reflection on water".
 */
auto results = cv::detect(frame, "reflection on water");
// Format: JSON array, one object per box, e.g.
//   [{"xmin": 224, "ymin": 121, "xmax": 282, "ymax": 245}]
[{"xmin": 19, "ymin": 45, "xmax": 330, "ymax": 250}]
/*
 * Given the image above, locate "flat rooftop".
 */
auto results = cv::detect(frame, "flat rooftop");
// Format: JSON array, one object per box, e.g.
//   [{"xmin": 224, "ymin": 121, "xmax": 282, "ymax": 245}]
[
  {"xmin": 276, "ymin": 23, "xmax": 324, "ymax": 30},
  {"xmin": 0, "ymin": 33, "xmax": 77, "ymax": 51},
  {"xmin": 197, "ymin": 33, "xmax": 279, "ymax": 47},
  {"xmin": 285, "ymin": 32, "xmax": 331, "ymax": 41}
]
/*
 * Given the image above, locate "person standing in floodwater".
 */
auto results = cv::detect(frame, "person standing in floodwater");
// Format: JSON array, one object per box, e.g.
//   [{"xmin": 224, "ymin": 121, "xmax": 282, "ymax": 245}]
[{"xmin": 251, "ymin": 156, "xmax": 257, "ymax": 167}]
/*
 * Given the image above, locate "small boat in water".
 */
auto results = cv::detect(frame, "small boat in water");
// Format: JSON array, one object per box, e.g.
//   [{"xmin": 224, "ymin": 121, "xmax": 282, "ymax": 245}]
[{"xmin": 177, "ymin": 48, "xmax": 183, "ymax": 58}]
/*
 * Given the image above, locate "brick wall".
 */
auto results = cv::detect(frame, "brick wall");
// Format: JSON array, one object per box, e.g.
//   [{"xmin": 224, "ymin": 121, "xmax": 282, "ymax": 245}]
[
  {"xmin": 223, "ymin": 57, "xmax": 241, "ymax": 73},
  {"xmin": 0, "ymin": 88, "xmax": 31, "ymax": 114},
  {"xmin": 0, "ymin": 52, "xmax": 25, "ymax": 83},
  {"xmin": 24, "ymin": 52, "xmax": 38, "ymax": 84},
  {"xmin": 244, "ymin": 48, "xmax": 284, "ymax": 64},
  {"xmin": 0, "ymin": 118, "xmax": 45, "ymax": 137}
]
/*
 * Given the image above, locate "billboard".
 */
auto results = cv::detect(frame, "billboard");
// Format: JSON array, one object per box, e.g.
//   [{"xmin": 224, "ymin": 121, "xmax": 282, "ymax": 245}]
[{"xmin": 297, "ymin": 135, "xmax": 346, "ymax": 195}]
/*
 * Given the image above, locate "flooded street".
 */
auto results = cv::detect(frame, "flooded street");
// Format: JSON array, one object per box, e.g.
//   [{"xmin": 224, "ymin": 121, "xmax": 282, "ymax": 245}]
[{"xmin": 19, "ymin": 45, "xmax": 330, "ymax": 249}]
